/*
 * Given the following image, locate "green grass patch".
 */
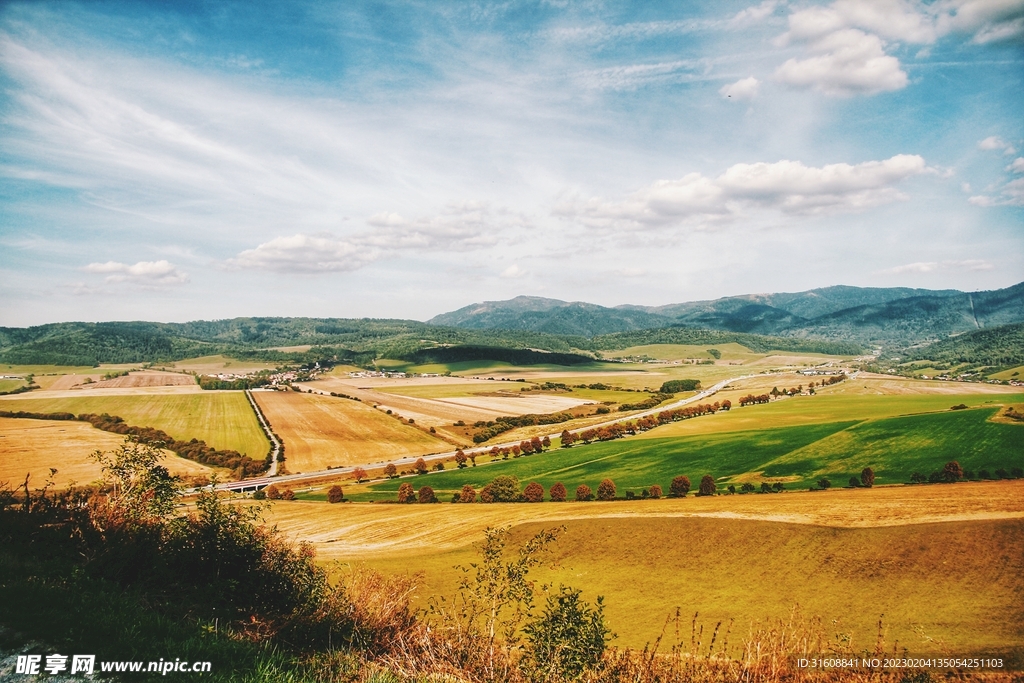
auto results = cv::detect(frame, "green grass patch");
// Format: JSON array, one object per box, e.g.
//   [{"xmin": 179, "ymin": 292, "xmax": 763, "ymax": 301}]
[
  {"xmin": 357, "ymin": 407, "xmax": 1024, "ymax": 501},
  {"xmin": 0, "ymin": 379, "xmax": 28, "ymax": 393},
  {"xmin": 2, "ymin": 393, "xmax": 268, "ymax": 458}
]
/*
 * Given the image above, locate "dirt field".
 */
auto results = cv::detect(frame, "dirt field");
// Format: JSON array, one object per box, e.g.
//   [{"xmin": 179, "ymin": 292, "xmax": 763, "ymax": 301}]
[
  {"xmin": 433, "ymin": 394, "xmax": 591, "ymax": 413},
  {"xmin": 251, "ymin": 391, "xmax": 450, "ymax": 472},
  {"xmin": 0, "ymin": 417, "xmax": 220, "ymax": 489},
  {"xmin": 80, "ymin": 371, "xmax": 195, "ymax": 389},
  {"xmin": 263, "ymin": 479, "xmax": 1024, "ymax": 560}
]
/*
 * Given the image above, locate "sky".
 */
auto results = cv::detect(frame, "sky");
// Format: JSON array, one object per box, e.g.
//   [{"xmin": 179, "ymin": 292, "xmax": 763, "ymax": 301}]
[{"xmin": 0, "ymin": 0, "xmax": 1022, "ymax": 326}]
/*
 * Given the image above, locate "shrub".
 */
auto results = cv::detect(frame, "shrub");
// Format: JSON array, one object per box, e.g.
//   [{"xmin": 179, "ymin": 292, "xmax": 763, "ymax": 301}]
[
  {"xmin": 942, "ymin": 460, "xmax": 964, "ymax": 483},
  {"xmin": 727, "ymin": 484, "xmax": 736, "ymax": 494},
  {"xmin": 266, "ymin": 484, "xmax": 281, "ymax": 500},
  {"xmin": 384, "ymin": 463, "xmax": 398, "ymax": 478},
  {"xmin": 817, "ymin": 478, "xmax": 831, "ymax": 490},
  {"xmin": 479, "ymin": 483, "xmax": 495, "ymax": 503},
  {"xmin": 910, "ymin": 472, "xmax": 926, "ymax": 483},
  {"xmin": 252, "ymin": 489, "xmax": 266, "ymax": 500},
  {"xmin": 451, "ymin": 493, "xmax": 461, "ymax": 503},
  {"xmin": 995, "ymin": 467, "xmax": 1009, "ymax": 479},
  {"xmin": 486, "ymin": 475, "xmax": 521, "ymax": 502},
  {"xmin": 979, "ymin": 468, "xmax": 992, "ymax": 480},
  {"xmin": 698, "ymin": 475, "xmax": 716, "ymax": 497},
  {"xmin": 669, "ymin": 475, "xmax": 691, "ymax": 497},
  {"xmin": 596, "ymin": 479, "xmax": 616, "ymax": 501},
  {"xmin": 433, "ymin": 462, "xmax": 445, "ymax": 471},
  {"xmin": 414, "ymin": 458, "xmax": 428, "ymax": 475},
  {"xmin": 281, "ymin": 489, "xmax": 296, "ymax": 500},
  {"xmin": 772, "ymin": 482, "xmax": 784, "ymax": 492},
  {"xmin": 523, "ymin": 482, "xmax": 545, "ymax": 503},
  {"xmin": 848, "ymin": 477, "xmax": 860, "ymax": 488},
  {"xmin": 649, "ymin": 484, "xmax": 662, "ymax": 499},
  {"xmin": 459, "ymin": 484, "xmax": 477, "ymax": 503},
  {"xmin": 1012, "ymin": 467, "xmax": 1024, "ymax": 478},
  {"xmin": 549, "ymin": 482, "xmax": 567, "ymax": 502},
  {"xmin": 418, "ymin": 486, "xmax": 437, "ymax": 504},
  {"xmin": 762, "ymin": 482, "xmax": 773, "ymax": 493},
  {"xmin": 575, "ymin": 484, "xmax": 593, "ymax": 501},
  {"xmin": 327, "ymin": 485, "xmax": 344, "ymax": 503},
  {"xmin": 524, "ymin": 586, "xmax": 611, "ymax": 680},
  {"xmin": 397, "ymin": 482, "xmax": 415, "ymax": 503},
  {"xmin": 740, "ymin": 482, "xmax": 755, "ymax": 493},
  {"xmin": 860, "ymin": 466, "xmax": 875, "ymax": 488}
]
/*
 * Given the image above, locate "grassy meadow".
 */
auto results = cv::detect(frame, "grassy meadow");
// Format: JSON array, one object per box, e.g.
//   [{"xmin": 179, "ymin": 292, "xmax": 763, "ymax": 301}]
[
  {"xmin": 349, "ymin": 404, "xmax": 1024, "ymax": 501},
  {"xmin": 0, "ymin": 392, "xmax": 268, "ymax": 457}
]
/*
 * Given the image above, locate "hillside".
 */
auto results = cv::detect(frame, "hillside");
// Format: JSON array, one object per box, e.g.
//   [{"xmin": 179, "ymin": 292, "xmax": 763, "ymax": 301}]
[
  {"xmin": 429, "ymin": 282, "xmax": 1024, "ymax": 345},
  {"xmin": 900, "ymin": 322, "xmax": 1024, "ymax": 367}
]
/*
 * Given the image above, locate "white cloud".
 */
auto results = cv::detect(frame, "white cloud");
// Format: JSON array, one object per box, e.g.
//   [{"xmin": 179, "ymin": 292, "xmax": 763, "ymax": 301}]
[
  {"xmin": 882, "ymin": 259, "xmax": 994, "ymax": 274},
  {"xmin": 937, "ymin": 0, "xmax": 1024, "ymax": 44},
  {"xmin": 227, "ymin": 235, "xmax": 378, "ymax": 273},
  {"xmin": 775, "ymin": 29, "xmax": 907, "ymax": 96},
  {"xmin": 729, "ymin": 1, "xmax": 780, "ymax": 28},
  {"xmin": 576, "ymin": 60, "xmax": 706, "ymax": 90},
  {"xmin": 83, "ymin": 259, "xmax": 189, "ymax": 285},
  {"xmin": 500, "ymin": 264, "xmax": 526, "ymax": 279},
  {"xmin": 1007, "ymin": 157, "xmax": 1024, "ymax": 173},
  {"xmin": 557, "ymin": 154, "xmax": 931, "ymax": 228},
  {"xmin": 978, "ymin": 135, "xmax": 1016, "ymax": 154},
  {"xmin": 784, "ymin": 0, "xmax": 939, "ymax": 43},
  {"xmin": 719, "ymin": 76, "xmax": 760, "ymax": 100}
]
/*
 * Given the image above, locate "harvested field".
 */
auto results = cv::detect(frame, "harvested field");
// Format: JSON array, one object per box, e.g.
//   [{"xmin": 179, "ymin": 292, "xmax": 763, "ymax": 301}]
[
  {"xmin": 251, "ymin": 391, "xmax": 448, "ymax": 472},
  {"xmin": 159, "ymin": 355, "xmax": 277, "ymax": 374},
  {"xmin": 0, "ymin": 393, "xmax": 267, "ymax": 457},
  {"xmin": 0, "ymin": 417, "xmax": 220, "ymax": 489},
  {"xmin": 266, "ymin": 478, "xmax": 1024, "ymax": 557},
  {"xmin": 79, "ymin": 371, "xmax": 195, "ymax": 389},
  {"xmin": 264, "ymin": 481, "xmax": 1024, "ymax": 654},
  {"xmin": 433, "ymin": 394, "xmax": 592, "ymax": 413}
]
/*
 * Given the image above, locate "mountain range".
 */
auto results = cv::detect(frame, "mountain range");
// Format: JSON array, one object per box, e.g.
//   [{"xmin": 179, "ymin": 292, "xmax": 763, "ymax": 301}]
[{"xmin": 427, "ymin": 282, "xmax": 1024, "ymax": 343}]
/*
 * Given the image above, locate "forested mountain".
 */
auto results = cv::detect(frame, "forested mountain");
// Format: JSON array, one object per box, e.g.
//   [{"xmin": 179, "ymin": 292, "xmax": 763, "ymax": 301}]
[
  {"xmin": 3, "ymin": 283, "xmax": 1021, "ymax": 367},
  {"xmin": 900, "ymin": 322, "xmax": 1024, "ymax": 367},
  {"xmin": 429, "ymin": 282, "xmax": 1024, "ymax": 344}
]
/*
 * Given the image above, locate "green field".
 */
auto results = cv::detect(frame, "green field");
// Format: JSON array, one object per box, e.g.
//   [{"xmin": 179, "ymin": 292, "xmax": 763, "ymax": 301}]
[
  {"xmin": 0, "ymin": 393, "xmax": 268, "ymax": 457},
  {"xmin": 643, "ymin": 391, "xmax": 1024, "ymax": 438},
  {"xmin": 990, "ymin": 365, "xmax": 1024, "ymax": 380},
  {"xmin": 361, "ymin": 516, "xmax": 1024, "ymax": 655},
  {"xmin": 358, "ymin": 407, "xmax": 1024, "ymax": 501},
  {"xmin": 0, "ymin": 379, "xmax": 28, "ymax": 393}
]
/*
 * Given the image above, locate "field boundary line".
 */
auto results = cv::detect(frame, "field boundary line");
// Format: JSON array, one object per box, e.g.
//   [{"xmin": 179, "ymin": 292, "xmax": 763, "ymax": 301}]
[{"xmin": 244, "ymin": 390, "xmax": 281, "ymax": 478}]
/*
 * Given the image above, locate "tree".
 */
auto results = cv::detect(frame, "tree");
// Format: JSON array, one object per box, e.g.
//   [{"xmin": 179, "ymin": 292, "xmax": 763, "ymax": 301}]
[
  {"xmin": 524, "ymin": 586, "xmax": 611, "ymax": 680},
  {"xmin": 327, "ymin": 485, "xmax": 344, "ymax": 503},
  {"xmin": 433, "ymin": 461, "xmax": 445, "ymax": 471},
  {"xmin": 860, "ymin": 467, "xmax": 875, "ymax": 488},
  {"xmin": 772, "ymin": 482, "xmax": 784, "ymax": 493},
  {"xmin": 727, "ymin": 484, "xmax": 736, "ymax": 494},
  {"xmin": 397, "ymin": 482, "xmax": 415, "ymax": 503},
  {"xmin": 549, "ymin": 482, "xmax": 567, "ymax": 502},
  {"xmin": 740, "ymin": 482, "xmax": 755, "ymax": 493},
  {"xmin": 352, "ymin": 467, "xmax": 367, "ymax": 483},
  {"xmin": 942, "ymin": 461, "xmax": 964, "ymax": 483},
  {"xmin": 265, "ymin": 484, "xmax": 281, "ymax": 500},
  {"xmin": 459, "ymin": 484, "xmax": 477, "ymax": 503},
  {"xmin": 384, "ymin": 463, "xmax": 398, "ymax": 479},
  {"xmin": 848, "ymin": 477, "xmax": 861, "ymax": 488},
  {"xmin": 487, "ymin": 475, "xmax": 521, "ymax": 502},
  {"xmin": 523, "ymin": 482, "xmax": 545, "ymax": 502},
  {"xmin": 530, "ymin": 436, "xmax": 543, "ymax": 453},
  {"xmin": 575, "ymin": 484, "xmax": 593, "ymax": 501},
  {"xmin": 455, "ymin": 450, "xmax": 468, "ymax": 468},
  {"xmin": 415, "ymin": 458, "xmax": 428, "ymax": 475},
  {"xmin": 670, "ymin": 475, "xmax": 691, "ymax": 497},
  {"xmin": 281, "ymin": 489, "xmax": 296, "ymax": 500},
  {"xmin": 649, "ymin": 484, "xmax": 662, "ymax": 499},
  {"xmin": 761, "ymin": 482, "xmax": 772, "ymax": 493},
  {"xmin": 541, "ymin": 436, "xmax": 551, "ymax": 450},
  {"xmin": 418, "ymin": 486, "xmax": 437, "ymax": 504},
  {"xmin": 561, "ymin": 430, "xmax": 576, "ymax": 448},
  {"xmin": 479, "ymin": 483, "xmax": 495, "ymax": 503},
  {"xmin": 90, "ymin": 437, "xmax": 178, "ymax": 524},
  {"xmin": 910, "ymin": 472, "xmax": 926, "ymax": 483},
  {"xmin": 596, "ymin": 479, "xmax": 616, "ymax": 501},
  {"xmin": 698, "ymin": 475, "xmax": 716, "ymax": 496},
  {"xmin": 817, "ymin": 478, "xmax": 831, "ymax": 490}
]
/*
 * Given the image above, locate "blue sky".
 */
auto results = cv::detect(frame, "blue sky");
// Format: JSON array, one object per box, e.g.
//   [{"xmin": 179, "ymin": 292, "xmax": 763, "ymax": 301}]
[{"xmin": 1, "ymin": 0, "xmax": 1022, "ymax": 326}]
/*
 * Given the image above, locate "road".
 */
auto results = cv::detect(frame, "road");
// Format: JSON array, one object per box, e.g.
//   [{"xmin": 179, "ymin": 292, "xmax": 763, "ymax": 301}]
[
  {"xmin": 216, "ymin": 372, "xmax": 773, "ymax": 492},
  {"xmin": 245, "ymin": 389, "xmax": 281, "ymax": 477}
]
